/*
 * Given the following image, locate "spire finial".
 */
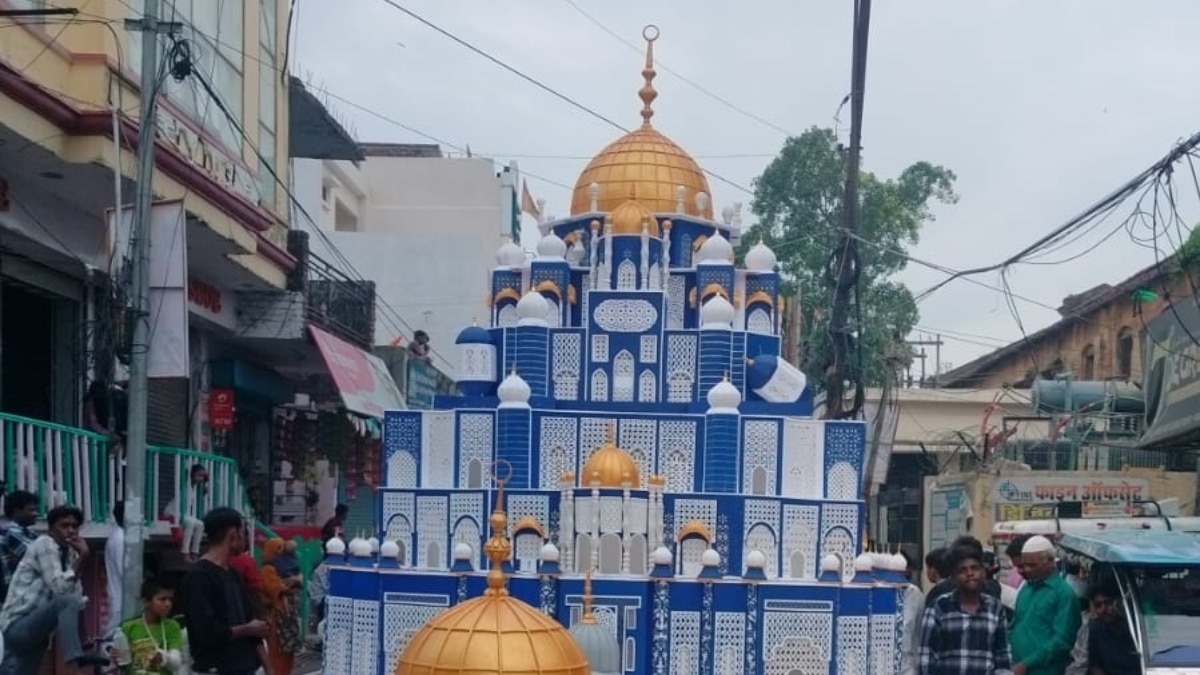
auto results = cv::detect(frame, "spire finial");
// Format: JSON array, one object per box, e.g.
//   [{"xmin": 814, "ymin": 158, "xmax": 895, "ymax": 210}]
[
  {"xmin": 483, "ymin": 460, "xmax": 514, "ymax": 595},
  {"xmin": 638, "ymin": 25, "xmax": 660, "ymax": 127},
  {"xmin": 510, "ymin": 362, "xmax": 518, "ymax": 376},
  {"xmin": 582, "ymin": 565, "xmax": 597, "ymax": 624}
]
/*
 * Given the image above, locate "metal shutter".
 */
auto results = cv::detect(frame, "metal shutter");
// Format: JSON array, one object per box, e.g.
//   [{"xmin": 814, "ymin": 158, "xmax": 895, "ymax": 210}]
[{"xmin": 147, "ymin": 377, "xmax": 189, "ymax": 516}]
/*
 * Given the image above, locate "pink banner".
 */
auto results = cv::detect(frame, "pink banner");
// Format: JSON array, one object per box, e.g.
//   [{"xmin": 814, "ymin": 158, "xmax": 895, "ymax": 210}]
[{"xmin": 309, "ymin": 325, "xmax": 404, "ymax": 418}]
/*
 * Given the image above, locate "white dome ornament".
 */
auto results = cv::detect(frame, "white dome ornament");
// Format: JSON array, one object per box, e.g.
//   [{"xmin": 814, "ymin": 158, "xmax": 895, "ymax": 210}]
[
  {"xmin": 696, "ymin": 230, "xmax": 733, "ymax": 264},
  {"xmin": 497, "ymin": 368, "xmax": 532, "ymax": 408},
  {"xmin": 538, "ymin": 542, "xmax": 562, "ymax": 576},
  {"xmin": 745, "ymin": 240, "xmax": 777, "ymax": 272},
  {"xmin": 650, "ymin": 546, "xmax": 674, "ymax": 578},
  {"xmin": 324, "ymin": 536, "xmax": 347, "ymax": 559},
  {"xmin": 744, "ymin": 549, "xmax": 768, "ymax": 582},
  {"xmin": 699, "ymin": 295, "xmax": 735, "ymax": 329},
  {"xmin": 380, "ymin": 539, "xmax": 400, "ymax": 558},
  {"xmin": 698, "ymin": 548, "xmax": 722, "ymax": 579},
  {"xmin": 515, "ymin": 290, "xmax": 551, "ymax": 327},
  {"xmin": 450, "ymin": 542, "xmax": 475, "ymax": 573},
  {"xmin": 706, "ymin": 376, "xmax": 741, "ymax": 413},
  {"xmin": 818, "ymin": 554, "xmax": 843, "ymax": 583},
  {"xmin": 367, "ymin": 536, "xmax": 380, "ymax": 554},
  {"xmin": 495, "ymin": 240, "xmax": 525, "ymax": 268},
  {"xmin": 852, "ymin": 553, "xmax": 876, "ymax": 583},
  {"xmin": 536, "ymin": 232, "xmax": 567, "ymax": 259}
]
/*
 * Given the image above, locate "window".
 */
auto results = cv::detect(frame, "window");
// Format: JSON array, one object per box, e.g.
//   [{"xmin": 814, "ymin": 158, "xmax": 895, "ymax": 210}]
[
  {"xmin": 1130, "ymin": 566, "xmax": 1200, "ymax": 668},
  {"xmin": 258, "ymin": 0, "xmax": 279, "ymax": 209},
  {"xmin": 127, "ymin": 0, "xmax": 246, "ymax": 153},
  {"xmin": 1117, "ymin": 327, "xmax": 1134, "ymax": 379},
  {"xmin": 1081, "ymin": 344, "xmax": 1095, "ymax": 380}
]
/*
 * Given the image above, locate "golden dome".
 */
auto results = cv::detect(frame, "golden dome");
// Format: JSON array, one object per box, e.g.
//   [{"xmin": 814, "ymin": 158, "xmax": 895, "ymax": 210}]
[
  {"xmin": 608, "ymin": 199, "xmax": 658, "ymax": 237},
  {"xmin": 570, "ymin": 26, "xmax": 713, "ymax": 220},
  {"xmin": 397, "ymin": 467, "xmax": 588, "ymax": 675},
  {"xmin": 581, "ymin": 424, "xmax": 641, "ymax": 488}
]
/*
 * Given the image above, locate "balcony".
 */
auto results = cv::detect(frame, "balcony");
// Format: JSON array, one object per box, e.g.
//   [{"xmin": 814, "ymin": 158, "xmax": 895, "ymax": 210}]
[{"xmin": 0, "ymin": 412, "xmax": 248, "ymax": 537}]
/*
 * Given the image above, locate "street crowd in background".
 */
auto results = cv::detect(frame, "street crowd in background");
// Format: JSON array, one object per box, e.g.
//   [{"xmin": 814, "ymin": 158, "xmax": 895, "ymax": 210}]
[
  {"xmin": 0, "ymin": 487, "xmax": 347, "ymax": 675},
  {"xmin": 909, "ymin": 533, "xmax": 1137, "ymax": 675}
]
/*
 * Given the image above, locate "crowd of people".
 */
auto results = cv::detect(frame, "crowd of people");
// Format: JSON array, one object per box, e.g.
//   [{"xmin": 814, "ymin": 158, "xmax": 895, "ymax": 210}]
[
  {"xmin": 907, "ymin": 533, "xmax": 1137, "ymax": 675},
  {"xmin": 0, "ymin": 489, "xmax": 327, "ymax": 675}
]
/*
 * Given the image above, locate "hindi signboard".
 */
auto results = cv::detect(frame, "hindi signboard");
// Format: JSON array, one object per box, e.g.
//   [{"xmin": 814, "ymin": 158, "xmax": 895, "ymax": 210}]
[{"xmin": 991, "ymin": 476, "xmax": 1149, "ymax": 522}]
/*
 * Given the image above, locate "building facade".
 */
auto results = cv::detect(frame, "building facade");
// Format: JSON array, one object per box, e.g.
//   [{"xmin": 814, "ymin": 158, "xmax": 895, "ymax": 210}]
[
  {"xmin": 291, "ymin": 139, "xmax": 519, "ymax": 375},
  {"xmin": 323, "ymin": 29, "xmax": 906, "ymax": 675},
  {"xmin": 939, "ymin": 263, "xmax": 1186, "ymax": 388}
]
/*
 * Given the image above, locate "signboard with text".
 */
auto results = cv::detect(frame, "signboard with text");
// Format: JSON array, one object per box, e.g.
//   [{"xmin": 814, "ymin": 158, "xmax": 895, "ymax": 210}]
[
  {"xmin": 991, "ymin": 476, "xmax": 1149, "ymax": 522},
  {"xmin": 207, "ymin": 388, "xmax": 235, "ymax": 430},
  {"xmin": 928, "ymin": 486, "xmax": 969, "ymax": 551}
]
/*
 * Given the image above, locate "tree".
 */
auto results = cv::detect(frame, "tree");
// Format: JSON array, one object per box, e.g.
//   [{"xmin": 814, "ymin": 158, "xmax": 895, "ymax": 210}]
[{"xmin": 738, "ymin": 127, "xmax": 958, "ymax": 390}]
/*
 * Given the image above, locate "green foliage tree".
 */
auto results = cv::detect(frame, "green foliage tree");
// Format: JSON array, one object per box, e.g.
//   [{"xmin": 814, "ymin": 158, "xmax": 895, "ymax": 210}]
[{"xmin": 738, "ymin": 127, "xmax": 958, "ymax": 390}]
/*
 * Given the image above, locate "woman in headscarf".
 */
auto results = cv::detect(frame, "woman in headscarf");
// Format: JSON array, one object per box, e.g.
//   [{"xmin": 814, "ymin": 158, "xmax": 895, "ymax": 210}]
[{"xmin": 260, "ymin": 538, "xmax": 304, "ymax": 675}]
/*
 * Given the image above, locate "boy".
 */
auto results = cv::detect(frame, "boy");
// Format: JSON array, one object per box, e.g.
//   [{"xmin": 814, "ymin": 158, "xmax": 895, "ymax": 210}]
[
  {"xmin": 113, "ymin": 579, "xmax": 184, "ymax": 674},
  {"xmin": 919, "ymin": 544, "xmax": 1013, "ymax": 675}
]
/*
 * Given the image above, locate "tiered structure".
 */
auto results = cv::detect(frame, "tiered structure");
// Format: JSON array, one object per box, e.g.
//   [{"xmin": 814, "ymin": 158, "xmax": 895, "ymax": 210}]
[{"xmin": 323, "ymin": 25, "xmax": 908, "ymax": 675}]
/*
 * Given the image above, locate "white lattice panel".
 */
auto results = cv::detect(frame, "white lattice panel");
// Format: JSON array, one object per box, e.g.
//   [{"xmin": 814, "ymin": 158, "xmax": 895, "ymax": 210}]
[
  {"xmin": 384, "ymin": 602, "xmax": 445, "ymax": 675},
  {"xmin": 667, "ymin": 276, "xmax": 686, "ymax": 330},
  {"xmin": 648, "ymin": 263, "xmax": 661, "ymax": 290},
  {"xmin": 591, "ymin": 335, "xmax": 609, "ymax": 362},
  {"xmin": 574, "ymin": 500, "xmax": 593, "ymax": 536},
  {"xmin": 387, "ymin": 451, "xmax": 417, "ymax": 489},
  {"xmin": 837, "ymin": 616, "xmax": 869, "ymax": 675},
  {"xmin": 822, "ymin": 528, "xmax": 856, "ymax": 582},
  {"xmin": 627, "ymin": 497, "xmax": 648, "ymax": 535},
  {"xmin": 617, "ymin": 260, "xmax": 637, "ymax": 290},
  {"xmin": 672, "ymin": 499, "xmax": 716, "ymax": 540},
  {"xmin": 827, "ymin": 462, "xmax": 858, "ymax": 501},
  {"xmin": 670, "ymin": 612, "xmax": 701, "ymax": 675},
  {"xmin": 638, "ymin": 370, "xmax": 658, "ymax": 402},
  {"xmin": 450, "ymin": 493, "xmax": 483, "ymax": 526},
  {"xmin": 452, "ymin": 517, "xmax": 482, "ymax": 554},
  {"xmin": 497, "ymin": 304, "xmax": 517, "ymax": 327},
  {"xmin": 594, "ymin": 299, "xmax": 659, "ymax": 332},
  {"xmin": 457, "ymin": 414, "xmax": 494, "ymax": 489},
  {"xmin": 763, "ymin": 611, "xmax": 833, "ymax": 674},
  {"xmin": 742, "ymin": 420, "xmax": 779, "ymax": 495},
  {"xmin": 744, "ymin": 500, "xmax": 781, "ymax": 531},
  {"xmin": 781, "ymin": 419, "xmax": 824, "ymax": 499},
  {"xmin": 590, "ymin": 369, "xmax": 609, "ymax": 402},
  {"xmin": 539, "ymin": 416, "xmax": 578, "ymax": 489},
  {"xmin": 783, "ymin": 504, "xmax": 820, "ymax": 579},
  {"xmin": 747, "ymin": 307, "xmax": 773, "ymax": 335},
  {"xmin": 619, "ymin": 419, "xmax": 657, "ymax": 479},
  {"xmin": 613, "ymin": 350, "xmax": 636, "ymax": 402},
  {"xmin": 822, "ymin": 503, "xmax": 860, "ymax": 538},
  {"xmin": 640, "ymin": 335, "xmax": 659, "ymax": 362},
  {"xmin": 552, "ymin": 332, "xmax": 582, "ymax": 401},
  {"xmin": 324, "ymin": 597, "xmax": 354, "ymax": 675},
  {"xmin": 745, "ymin": 523, "xmax": 779, "ymax": 579},
  {"xmin": 417, "ymin": 496, "xmax": 448, "ymax": 569},
  {"xmin": 422, "ymin": 411, "xmax": 454, "ymax": 488},
  {"xmin": 715, "ymin": 612, "xmax": 746, "ymax": 675},
  {"xmin": 508, "ymin": 494, "xmax": 550, "ymax": 534},
  {"xmin": 382, "ymin": 492, "xmax": 415, "ymax": 524},
  {"xmin": 599, "ymin": 496, "xmax": 624, "ymax": 533},
  {"xmin": 665, "ymin": 335, "xmax": 697, "ymax": 403},
  {"xmin": 870, "ymin": 614, "xmax": 898, "ymax": 675},
  {"xmin": 352, "ymin": 600, "xmax": 380, "ymax": 675},
  {"xmin": 659, "ymin": 420, "xmax": 696, "ymax": 489}
]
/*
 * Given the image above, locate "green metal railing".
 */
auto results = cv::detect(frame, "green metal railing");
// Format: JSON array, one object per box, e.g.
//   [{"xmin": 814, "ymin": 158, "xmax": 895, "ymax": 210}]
[{"xmin": 0, "ymin": 412, "xmax": 246, "ymax": 525}]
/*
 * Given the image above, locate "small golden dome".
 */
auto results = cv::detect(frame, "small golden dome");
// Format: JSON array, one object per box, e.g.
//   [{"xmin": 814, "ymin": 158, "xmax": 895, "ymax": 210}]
[
  {"xmin": 677, "ymin": 520, "xmax": 713, "ymax": 543},
  {"xmin": 581, "ymin": 424, "xmax": 641, "ymax": 488},
  {"xmin": 570, "ymin": 26, "xmax": 712, "ymax": 219},
  {"xmin": 512, "ymin": 516, "xmax": 546, "ymax": 539},
  {"xmin": 608, "ymin": 199, "xmax": 658, "ymax": 237},
  {"xmin": 397, "ymin": 466, "xmax": 588, "ymax": 675}
]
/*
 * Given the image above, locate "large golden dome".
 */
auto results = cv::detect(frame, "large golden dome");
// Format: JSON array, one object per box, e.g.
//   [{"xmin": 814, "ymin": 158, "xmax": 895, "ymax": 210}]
[
  {"xmin": 570, "ymin": 26, "xmax": 713, "ymax": 220},
  {"xmin": 396, "ymin": 479, "xmax": 588, "ymax": 675},
  {"xmin": 581, "ymin": 424, "xmax": 641, "ymax": 488}
]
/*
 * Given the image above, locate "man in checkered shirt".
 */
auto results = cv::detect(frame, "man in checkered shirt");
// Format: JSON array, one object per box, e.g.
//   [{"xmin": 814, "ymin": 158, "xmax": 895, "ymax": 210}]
[{"xmin": 919, "ymin": 544, "xmax": 1014, "ymax": 675}]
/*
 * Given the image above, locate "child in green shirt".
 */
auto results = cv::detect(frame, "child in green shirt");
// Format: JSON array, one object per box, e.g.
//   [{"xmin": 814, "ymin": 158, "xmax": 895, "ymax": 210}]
[{"xmin": 112, "ymin": 578, "xmax": 185, "ymax": 675}]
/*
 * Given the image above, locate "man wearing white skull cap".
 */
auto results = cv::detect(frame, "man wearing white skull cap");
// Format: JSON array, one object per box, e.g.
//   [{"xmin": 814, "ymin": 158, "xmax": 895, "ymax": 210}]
[{"xmin": 1009, "ymin": 535, "xmax": 1081, "ymax": 675}]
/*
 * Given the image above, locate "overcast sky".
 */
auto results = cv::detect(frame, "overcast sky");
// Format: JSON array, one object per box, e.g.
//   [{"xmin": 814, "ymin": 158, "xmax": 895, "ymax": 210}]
[{"xmin": 292, "ymin": 0, "xmax": 1200, "ymax": 374}]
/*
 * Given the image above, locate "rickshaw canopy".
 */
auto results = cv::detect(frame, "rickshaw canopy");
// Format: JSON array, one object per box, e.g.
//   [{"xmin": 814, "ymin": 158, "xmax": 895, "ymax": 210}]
[{"xmin": 1058, "ymin": 530, "xmax": 1200, "ymax": 565}]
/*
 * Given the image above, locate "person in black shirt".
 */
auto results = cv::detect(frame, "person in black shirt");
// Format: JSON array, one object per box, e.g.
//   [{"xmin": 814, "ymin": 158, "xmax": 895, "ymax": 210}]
[
  {"xmin": 926, "ymin": 536, "xmax": 1003, "ymax": 603},
  {"xmin": 320, "ymin": 503, "xmax": 349, "ymax": 545},
  {"xmin": 182, "ymin": 508, "xmax": 269, "ymax": 675},
  {"xmin": 1086, "ymin": 582, "xmax": 1139, "ymax": 675}
]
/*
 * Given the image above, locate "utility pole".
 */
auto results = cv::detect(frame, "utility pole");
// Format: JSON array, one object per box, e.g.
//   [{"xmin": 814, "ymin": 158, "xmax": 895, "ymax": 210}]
[
  {"xmin": 907, "ymin": 336, "xmax": 944, "ymax": 387},
  {"xmin": 824, "ymin": 0, "xmax": 873, "ymax": 419},
  {"xmin": 121, "ymin": 0, "xmax": 179, "ymax": 621}
]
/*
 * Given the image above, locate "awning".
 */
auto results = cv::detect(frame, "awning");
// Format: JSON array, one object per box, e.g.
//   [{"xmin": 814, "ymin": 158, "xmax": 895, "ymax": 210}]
[{"xmin": 309, "ymin": 325, "xmax": 405, "ymax": 418}]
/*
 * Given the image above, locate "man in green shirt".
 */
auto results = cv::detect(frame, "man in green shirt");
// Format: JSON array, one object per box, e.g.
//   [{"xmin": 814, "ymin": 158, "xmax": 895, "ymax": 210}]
[{"xmin": 1009, "ymin": 535, "xmax": 1081, "ymax": 675}]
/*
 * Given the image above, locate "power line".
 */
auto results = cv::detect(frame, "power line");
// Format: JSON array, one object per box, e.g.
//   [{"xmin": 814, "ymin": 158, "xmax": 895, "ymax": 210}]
[{"xmin": 375, "ymin": 0, "xmax": 755, "ymax": 198}]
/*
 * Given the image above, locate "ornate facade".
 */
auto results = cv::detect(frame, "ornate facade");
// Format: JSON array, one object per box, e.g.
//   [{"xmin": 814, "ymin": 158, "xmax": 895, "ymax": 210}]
[{"xmin": 323, "ymin": 25, "xmax": 908, "ymax": 675}]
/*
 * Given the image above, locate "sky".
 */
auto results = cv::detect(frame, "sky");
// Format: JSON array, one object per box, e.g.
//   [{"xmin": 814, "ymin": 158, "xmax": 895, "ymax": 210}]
[{"xmin": 291, "ymin": 0, "xmax": 1200, "ymax": 374}]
